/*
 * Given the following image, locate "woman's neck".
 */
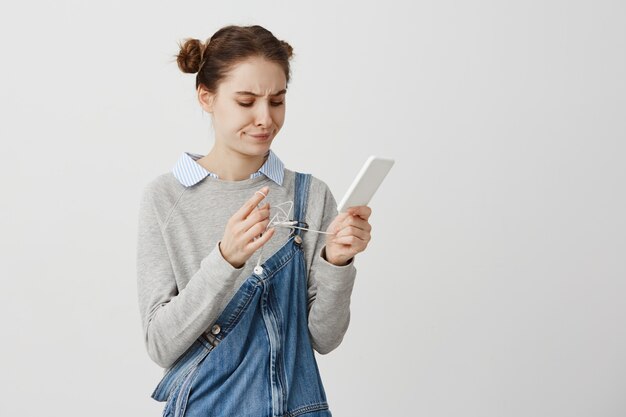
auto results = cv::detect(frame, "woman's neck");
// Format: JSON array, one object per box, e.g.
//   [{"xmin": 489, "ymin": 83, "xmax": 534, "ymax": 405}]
[{"xmin": 197, "ymin": 146, "xmax": 268, "ymax": 181}]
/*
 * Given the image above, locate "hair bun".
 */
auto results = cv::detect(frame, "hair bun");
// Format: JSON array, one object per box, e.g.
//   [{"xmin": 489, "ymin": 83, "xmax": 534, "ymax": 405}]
[
  {"xmin": 176, "ymin": 38, "xmax": 205, "ymax": 74},
  {"xmin": 280, "ymin": 40, "xmax": 293, "ymax": 59}
]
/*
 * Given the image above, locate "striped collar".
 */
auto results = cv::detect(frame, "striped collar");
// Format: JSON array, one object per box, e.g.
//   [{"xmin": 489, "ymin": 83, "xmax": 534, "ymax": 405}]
[{"xmin": 172, "ymin": 149, "xmax": 285, "ymax": 187}]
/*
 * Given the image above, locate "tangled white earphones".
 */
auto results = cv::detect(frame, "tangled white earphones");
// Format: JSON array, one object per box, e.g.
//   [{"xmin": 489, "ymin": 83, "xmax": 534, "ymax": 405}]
[{"xmin": 252, "ymin": 189, "xmax": 335, "ymax": 273}]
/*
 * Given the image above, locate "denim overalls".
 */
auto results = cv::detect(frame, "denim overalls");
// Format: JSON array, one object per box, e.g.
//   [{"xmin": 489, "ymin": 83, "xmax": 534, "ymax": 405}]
[{"xmin": 150, "ymin": 173, "xmax": 332, "ymax": 417}]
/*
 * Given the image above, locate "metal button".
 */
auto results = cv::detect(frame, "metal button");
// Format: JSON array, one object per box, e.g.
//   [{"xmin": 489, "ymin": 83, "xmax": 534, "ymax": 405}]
[
  {"xmin": 294, "ymin": 235, "xmax": 303, "ymax": 245},
  {"xmin": 211, "ymin": 324, "xmax": 221, "ymax": 335},
  {"xmin": 254, "ymin": 265, "xmax": 264, "ymax": 276}
]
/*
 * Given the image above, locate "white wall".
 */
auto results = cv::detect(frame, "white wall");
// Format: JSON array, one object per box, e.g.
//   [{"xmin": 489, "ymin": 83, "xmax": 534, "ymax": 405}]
[{"xmin": 1, "ymin": 1, "xmax": 624, "ymax": 416}]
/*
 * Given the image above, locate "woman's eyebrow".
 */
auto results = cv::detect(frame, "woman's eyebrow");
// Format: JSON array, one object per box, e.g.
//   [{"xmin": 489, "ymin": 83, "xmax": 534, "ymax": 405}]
[{"xmin": 235, "ymin": 89, "xmax": 287, "ymax": 97}]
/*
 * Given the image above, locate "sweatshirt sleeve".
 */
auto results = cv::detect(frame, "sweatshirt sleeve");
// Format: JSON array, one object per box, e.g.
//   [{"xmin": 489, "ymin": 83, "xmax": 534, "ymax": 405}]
[
  {"xmin": 136, "ymin": 184, "xmax": 247, "ymax": 369},
  {"xmin": 306, "ymin": 181, "xmax": 358, "ymax": 355}
]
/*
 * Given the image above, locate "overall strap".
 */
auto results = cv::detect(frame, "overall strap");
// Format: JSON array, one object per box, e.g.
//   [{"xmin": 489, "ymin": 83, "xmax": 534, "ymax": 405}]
[{"xmin": 291, "ymin": 172, "xmax": 311, "ymax": 238}]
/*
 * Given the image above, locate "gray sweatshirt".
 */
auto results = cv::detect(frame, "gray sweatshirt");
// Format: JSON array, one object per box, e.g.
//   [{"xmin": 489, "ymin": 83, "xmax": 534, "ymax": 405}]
[{"xmin": 136, "ymin": 167, "xmax": 357, "ymax": 369}]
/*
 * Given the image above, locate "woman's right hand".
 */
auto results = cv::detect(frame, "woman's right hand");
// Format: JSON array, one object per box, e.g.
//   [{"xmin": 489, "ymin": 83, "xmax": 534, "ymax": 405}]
[{"xmin": 219, "ymin": 186, "xmax": 276, "ymax": 268}]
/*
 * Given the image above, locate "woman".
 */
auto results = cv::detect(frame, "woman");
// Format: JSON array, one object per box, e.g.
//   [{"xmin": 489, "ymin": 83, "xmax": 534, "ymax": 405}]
[{"xmin": 137, "ymin": 24, "xmax": 372, "ymax": 417}]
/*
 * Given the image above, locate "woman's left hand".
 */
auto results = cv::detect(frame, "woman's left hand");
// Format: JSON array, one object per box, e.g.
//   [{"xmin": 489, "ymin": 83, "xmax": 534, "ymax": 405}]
[{"xmin": 323, "ymin": 205, "xmax": 372, "ymax": 266}]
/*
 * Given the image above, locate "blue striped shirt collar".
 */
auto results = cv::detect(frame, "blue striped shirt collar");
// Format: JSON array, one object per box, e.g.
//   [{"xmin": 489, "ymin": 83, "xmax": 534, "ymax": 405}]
[{"xmin": 172, "ymin": 149, "xmax": 285, "ymax": 187}]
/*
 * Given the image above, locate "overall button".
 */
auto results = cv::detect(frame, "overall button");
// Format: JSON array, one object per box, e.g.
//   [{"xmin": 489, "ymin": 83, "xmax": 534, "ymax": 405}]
[
  {"xmin": 211, "ymin": 324, "xmax": 221, "ymax": 335},
  {"xmin": 294, "ymin": 235, "xmax": 303, "ymax": 245}
]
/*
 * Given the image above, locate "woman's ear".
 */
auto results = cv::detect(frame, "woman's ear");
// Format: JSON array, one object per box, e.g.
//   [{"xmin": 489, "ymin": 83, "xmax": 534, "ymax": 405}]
[{"xmin": 197, "ymin": 85, "xmax": 215, "ymax": 113}]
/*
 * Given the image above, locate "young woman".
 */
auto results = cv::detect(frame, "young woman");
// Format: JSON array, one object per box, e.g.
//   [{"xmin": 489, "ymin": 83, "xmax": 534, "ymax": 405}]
[{"xmin": 136, "ymin": 24, "xmax": 372, "ymax": 417}]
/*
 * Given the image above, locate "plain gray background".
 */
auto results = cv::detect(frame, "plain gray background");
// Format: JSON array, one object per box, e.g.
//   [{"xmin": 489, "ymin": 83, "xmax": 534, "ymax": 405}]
[{"xmin": 1, "ymin": 0, "xmax": 624, "ymax": 416}]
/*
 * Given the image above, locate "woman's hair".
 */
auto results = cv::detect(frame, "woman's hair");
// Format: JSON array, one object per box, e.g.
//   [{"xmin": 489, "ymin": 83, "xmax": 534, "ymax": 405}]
[{"xmin": 175, "ymin": 25, "xmax": 294, "ymax": 92}]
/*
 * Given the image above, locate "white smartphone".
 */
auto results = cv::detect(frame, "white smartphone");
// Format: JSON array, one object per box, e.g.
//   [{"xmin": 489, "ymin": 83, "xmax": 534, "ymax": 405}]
[{"xmin": 337, "ymin": 155, "xmax": 395, "ymax": 213}]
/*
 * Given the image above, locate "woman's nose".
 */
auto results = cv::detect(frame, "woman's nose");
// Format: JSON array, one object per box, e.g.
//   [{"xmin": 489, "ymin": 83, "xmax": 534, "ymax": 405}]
[{"xmin": 255, "ymin": 103, "xmax": 273, "ymax": 127}]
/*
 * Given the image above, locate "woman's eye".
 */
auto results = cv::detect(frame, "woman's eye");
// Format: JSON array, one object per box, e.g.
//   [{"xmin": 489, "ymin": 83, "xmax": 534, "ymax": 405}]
[{"xmin": 237, "ymin": 101, "xmax": 284, "ymax": 107}]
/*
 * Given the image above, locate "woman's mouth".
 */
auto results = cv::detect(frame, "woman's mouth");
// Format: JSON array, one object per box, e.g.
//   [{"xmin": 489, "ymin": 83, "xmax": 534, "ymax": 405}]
[{"xmin": 248, "ymin": 133, "xmax": 271, "ymax": 140}]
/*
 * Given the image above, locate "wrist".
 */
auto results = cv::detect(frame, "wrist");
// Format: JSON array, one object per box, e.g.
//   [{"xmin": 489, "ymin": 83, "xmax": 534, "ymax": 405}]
[
  {"xmin": 322, "ymin": 246, "xmax": 350, "ymax": 267},
  {"xmin": 219, "ymin": 241, "xmax": 244, "ymax": 269}
]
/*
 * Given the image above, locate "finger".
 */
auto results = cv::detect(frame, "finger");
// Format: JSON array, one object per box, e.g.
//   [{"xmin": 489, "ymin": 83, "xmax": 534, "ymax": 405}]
[
  {"xmin": 347, "ymin": 205, "xmax": 372, "ymax": 220},
  {"xmin": 337, "ymin": 213, "xmax": 370, "ymax": 230},
  {"xmin": 327, "ymin": 211, "xmax": 352, "ymax": 232},
  {"xmin": 241, "ymin": 204, "xmax": 271, "ymax": 232},
  {"xmin": 332, "ymin": 233, "xmax": 366, "ymax": 246},
  {"xmin": 334, "ymin": 214, "xmax": 370, "ymax": 235},
  {"xmin": 234, "ymin": 186, "xmax": 270, "ymax": 221},
  {"xmin": 347, "ymin": 205, "xmax": 371, "ymax": 220},
  {"xmin": 247, "ymin": 227, "xmax": 275, "ymax": 251},
  {"xmin": 334, "ymin": 225, "xmax": 370, "ymax": 241},
  {"xmin": 244, "ymin": 218, "xmax": 271, "ymax": 242}
]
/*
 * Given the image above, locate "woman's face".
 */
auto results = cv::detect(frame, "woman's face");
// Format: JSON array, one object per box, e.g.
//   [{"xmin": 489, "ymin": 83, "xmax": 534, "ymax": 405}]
[{"xmin": 198, "ymin": 56, "xmax": 287, "ymax": 157}]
